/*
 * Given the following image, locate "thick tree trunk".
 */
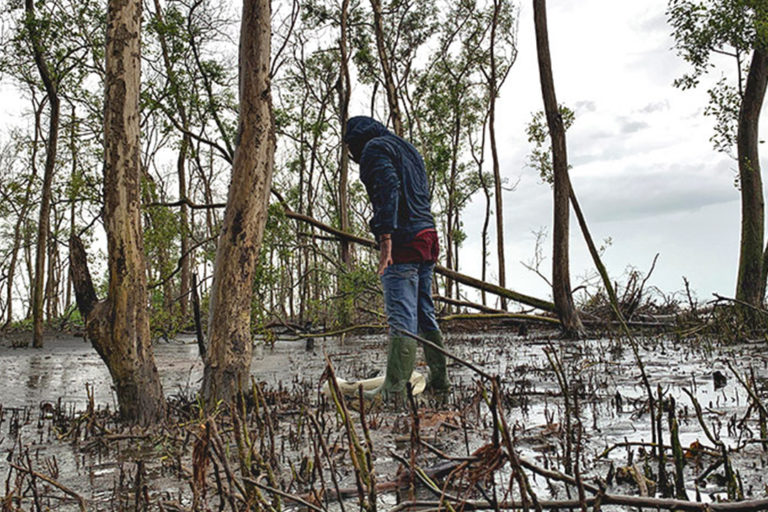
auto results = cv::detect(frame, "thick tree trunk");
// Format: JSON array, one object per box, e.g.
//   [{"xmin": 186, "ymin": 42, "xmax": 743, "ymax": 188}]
[
  {"xmin": 532, "ymin": 0, "xmax": 583, "ymax": 337},
  {"xmin": 70, "ymin": 0, "xmax": 166, "ymax": 425},
  {"xmin": 489, "ymin": 0, "xmax": 508, "ymax": 311},
  {"xmin": 201, "ymin": 0, "xmax": 275, "ymax": 404},
  {"xmin": 370, "ymin": 0, "xmax": 404, "ymax": 136},
  {"xmin": 736, "ymin": 46, "xmax": 768, "ymax": 307},
  {"xmin": 26, "ymin": 0, "xmax": 60, "ymax": 348}
]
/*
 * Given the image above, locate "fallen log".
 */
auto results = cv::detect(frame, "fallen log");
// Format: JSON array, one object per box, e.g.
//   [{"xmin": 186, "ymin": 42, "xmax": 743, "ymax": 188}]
[
  {"xmin": 434, "ymin": 294, "xmax": 509, "ymax": 314},
  {"xmin": 440, "ymin": 312, "xmax": 561, "ymax": 326},
  {"xmin": 278, "ymin": 203, "xmax": 556, "ymax": 313}
]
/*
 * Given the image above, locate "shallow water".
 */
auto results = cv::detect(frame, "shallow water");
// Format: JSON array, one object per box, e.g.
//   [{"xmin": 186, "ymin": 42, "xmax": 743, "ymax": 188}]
[{"xmin": 2, "ymin": 330, "xmax": 768, "ymax": 509}]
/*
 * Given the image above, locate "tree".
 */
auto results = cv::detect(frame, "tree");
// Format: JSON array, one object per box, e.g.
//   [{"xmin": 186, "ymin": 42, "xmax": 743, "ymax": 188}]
[
  {"xmin": 70, "ymin": 0, "xmax": 166, "ymax": 425},
  {"xmin": 484, "ymin": 0, "xmax": 517, "ymax": 310},
  {"xmin": 23, "ymin": 0, "xmax": 60, "ymax": 347},
  {"xmin": 201, "ymin": 0, "xmax": 275, "ymax": 404},
  {"xmin": 533, "ymin": 0, "xmax": 584, "ymax": 337},
  {"xmin": 669, "ymin": 0, "xmax": 768, "ymax": 307}
]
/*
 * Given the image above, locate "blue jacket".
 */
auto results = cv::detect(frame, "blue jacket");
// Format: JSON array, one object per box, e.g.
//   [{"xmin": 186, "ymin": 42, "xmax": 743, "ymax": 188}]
[{"xmin": 344, "ymin": 116, "xmax": 435, "ymax": 245}]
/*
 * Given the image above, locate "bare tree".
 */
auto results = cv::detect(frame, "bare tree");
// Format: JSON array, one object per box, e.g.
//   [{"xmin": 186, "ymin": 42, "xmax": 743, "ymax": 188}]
[{"xmin": 201, "ymin": 0, "xmax": 275, "ymax": 404}]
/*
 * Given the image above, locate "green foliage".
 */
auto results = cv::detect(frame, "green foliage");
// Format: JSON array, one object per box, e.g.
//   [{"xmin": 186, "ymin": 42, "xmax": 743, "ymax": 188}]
[
  {"xmin": 526, "ymin": 105, "xmax": 575, "ymax": 186},
  {"xmin": 668, "ymin": 0, "xmax": 766, "ymax": 157}
]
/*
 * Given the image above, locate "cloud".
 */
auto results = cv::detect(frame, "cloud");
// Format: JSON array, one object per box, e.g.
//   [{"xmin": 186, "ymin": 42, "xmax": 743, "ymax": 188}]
[
  {"xmin": 638, "ymin": 101, "xmax": 670, "ymax": 113},
  {"xmin": 574, "ymin": 100, "xmax": 597, "ymax": 113},
  {"xmin": 570, "ymin": 160, "xmax": 737, "ymax": 223},
  {"xmin": 619, "ymin": 118, "xmax": 649, "ymax": 134}
]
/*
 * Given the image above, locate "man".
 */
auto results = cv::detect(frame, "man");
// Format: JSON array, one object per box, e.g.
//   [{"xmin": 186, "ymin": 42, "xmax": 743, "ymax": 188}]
[{"xmin": 344, "ymin": 115, "xmax": 449, "ymax": 400}]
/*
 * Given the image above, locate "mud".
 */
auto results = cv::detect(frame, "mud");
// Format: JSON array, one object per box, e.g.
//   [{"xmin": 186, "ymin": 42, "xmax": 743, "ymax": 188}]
[{"xmin": 2, "ymin": 329, "xmax": 768, "ymax": 510}]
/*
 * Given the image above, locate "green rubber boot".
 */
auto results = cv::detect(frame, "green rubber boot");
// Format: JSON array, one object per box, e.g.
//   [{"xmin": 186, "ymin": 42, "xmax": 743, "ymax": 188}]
[
  {"xmin": 364, "ymin": 335, "xmax": 417, "ymax": 402},
  {"xmin": 421, "ymin": 330, "xmax": 450, "ymax": 392}
]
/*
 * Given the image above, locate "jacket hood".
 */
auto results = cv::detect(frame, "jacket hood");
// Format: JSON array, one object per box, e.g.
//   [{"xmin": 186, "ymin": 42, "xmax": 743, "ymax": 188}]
[{"xmin": 344, "ymin": 116, "xmax": 389, "ymax": 163}]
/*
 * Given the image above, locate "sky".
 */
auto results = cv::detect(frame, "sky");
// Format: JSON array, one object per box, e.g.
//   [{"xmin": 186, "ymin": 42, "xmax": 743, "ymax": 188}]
[{"xmin": 458, "ymin": 0, "xmax": 757, "ymax": 308}]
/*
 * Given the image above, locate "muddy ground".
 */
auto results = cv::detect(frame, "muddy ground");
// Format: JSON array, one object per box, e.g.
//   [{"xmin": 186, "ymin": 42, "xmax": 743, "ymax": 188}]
[{"xmin": 2, "ymin": 327, "xmax": 768, "ymax": 510}]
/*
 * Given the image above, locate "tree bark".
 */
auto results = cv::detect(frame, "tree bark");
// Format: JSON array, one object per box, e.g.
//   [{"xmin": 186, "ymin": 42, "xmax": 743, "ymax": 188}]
[
  {"xmin": 370, "ymin": 0, "xmax": 404, "ymax": 136},
  {"xmin": 532, "ymin": 0, "xmax": 583, "ymax": 337},
  {"xmin": 70, "ymin": 0, "xmax": 166, "ymax": 425},
  {"xmin": 489, "ymin": 0, "xmax": 508, "ymax": 311},
  {"xmin": 736, "ymin": 46, "xmax": 768, "ymax": 307},
  {"xmin": 201, "ymin": 0, "xmax": 275, "ymax": 404},
  {"xmin": 338, "ymin": 0, "xmax": 353, "ymax": 270},
  {"xmin": 151, "ymin": 0, "xmax": 192, "ymax": 319},
  {"xmin": 26, "ymin": 0, "xmax": 61, "ymax": 348}
]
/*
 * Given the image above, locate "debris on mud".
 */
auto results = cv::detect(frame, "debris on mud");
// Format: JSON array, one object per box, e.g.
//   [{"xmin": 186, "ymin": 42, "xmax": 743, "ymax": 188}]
[{"xmin": 2, "ymin": 329, "xmax": 768, "ymax": 511}]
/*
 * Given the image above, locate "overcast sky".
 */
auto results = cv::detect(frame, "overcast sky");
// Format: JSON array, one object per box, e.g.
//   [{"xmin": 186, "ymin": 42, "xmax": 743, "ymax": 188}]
[{"xmin": 461, "ymin": 0, "xmax": 758, "ymax": 307}]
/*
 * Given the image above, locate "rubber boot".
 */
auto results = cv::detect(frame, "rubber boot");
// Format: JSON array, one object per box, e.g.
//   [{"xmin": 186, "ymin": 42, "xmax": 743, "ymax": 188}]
[
  {"xmin": 421, "ymin": 329, "xmax": 450, "ymax": 392},
  {"xmin": 364, "ymin": 335, "xmax": 417, "ymax": 402}
]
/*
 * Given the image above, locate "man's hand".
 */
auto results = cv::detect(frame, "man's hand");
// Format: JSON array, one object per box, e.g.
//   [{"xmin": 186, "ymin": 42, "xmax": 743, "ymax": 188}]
[{"xmin": 378, "ymin": 237, "xmax": 393, "ymax": 275}]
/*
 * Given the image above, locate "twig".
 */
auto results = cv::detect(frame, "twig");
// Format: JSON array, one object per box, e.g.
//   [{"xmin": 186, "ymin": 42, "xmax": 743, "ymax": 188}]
[
  {"xmin": 242, "ymin": 477, "xmax": 323, "ymax": 512},
  {"xmin": 9, "ymin": 463, "xmax": 87, "ymax": 512}
]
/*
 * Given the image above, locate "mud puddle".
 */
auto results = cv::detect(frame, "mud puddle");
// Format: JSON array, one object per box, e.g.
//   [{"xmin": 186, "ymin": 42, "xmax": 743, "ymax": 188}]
[{"xmin": 2, "ymin": 330, "xmax": 768, "ymax": 510}]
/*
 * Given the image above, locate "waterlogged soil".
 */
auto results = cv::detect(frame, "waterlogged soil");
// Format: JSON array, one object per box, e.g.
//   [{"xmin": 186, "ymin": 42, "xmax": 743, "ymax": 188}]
[{"xmin": 2, "ymin": 328, "xmax": 768, "ymax": 510}]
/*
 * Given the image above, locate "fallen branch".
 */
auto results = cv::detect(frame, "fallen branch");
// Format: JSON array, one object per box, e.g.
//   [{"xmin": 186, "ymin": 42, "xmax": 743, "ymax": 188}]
[
  {"xmin": 394, "ymin": 328, "xmax": 494, "ymax": 381},
  {"xmin": 439, "ymin": 312, "xmax": 560, "ymax": 326},
  {"xmin": 242, "ymin": 478, "xmax": 323, "ymax": 512},
  {"xmin": 388, "ymin": 496, "xmax": 768, "ymax": 512},
  {"xmin": 10, "ymin": 463, "xmax": 87, "ymax": 512},
  {"xmin": 434, "ymin": 294, "xmax": 518, "ymax": 314}
]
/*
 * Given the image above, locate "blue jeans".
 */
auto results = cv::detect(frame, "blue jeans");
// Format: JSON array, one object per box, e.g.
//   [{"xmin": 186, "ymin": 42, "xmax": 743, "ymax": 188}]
[{"xmin": 380, "ymin": 262, "xmax": 439, "ymax": 336}]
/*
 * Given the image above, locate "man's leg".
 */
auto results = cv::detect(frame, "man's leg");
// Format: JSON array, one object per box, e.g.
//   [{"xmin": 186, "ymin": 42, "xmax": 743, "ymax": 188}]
[
  {"xmin": 417, "ymin": 262, "xmax": 449, "ymax": 392},
  {"xmin": 367, "ymin": 263, "xmax": 419, "ymax": 400}
]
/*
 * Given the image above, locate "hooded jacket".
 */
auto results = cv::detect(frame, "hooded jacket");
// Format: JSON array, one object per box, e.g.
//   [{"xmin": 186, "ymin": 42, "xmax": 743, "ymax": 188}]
[{"xmin": 344, "ymin": 116, "xmax": 435, "ymax": 246}]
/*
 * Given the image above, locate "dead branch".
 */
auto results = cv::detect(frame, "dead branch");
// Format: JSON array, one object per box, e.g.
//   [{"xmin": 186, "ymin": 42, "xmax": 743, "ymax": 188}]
[
  {"xmin": 394, "ymin": 328, "xmax": 494, "ymax": 381},
  {"xmin": 388, "ymin": 496, "xmax": 768, "ymax": 512},
  {"xmin": 434, "ymin": 295, "xmax": 510, "ymax": 314},
  {"xmin": 439, "ymin": 312, "xmax": 560, "ymax": 326},
  {"xmin": 10, "ymin": 463, "xmax": 87, "ymax": 512}
]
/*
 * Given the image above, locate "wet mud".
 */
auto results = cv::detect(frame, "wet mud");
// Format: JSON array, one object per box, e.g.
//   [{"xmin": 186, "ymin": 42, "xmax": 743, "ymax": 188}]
[{"xmin": 2, "ymin": 329, "xmax": 768, "ymax": 510}]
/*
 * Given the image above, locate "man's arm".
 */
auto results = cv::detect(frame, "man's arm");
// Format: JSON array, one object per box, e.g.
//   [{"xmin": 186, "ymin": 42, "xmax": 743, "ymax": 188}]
[
  {"xmin": 377, "ymin": 233, "xmax": 392, "ymax": 275},
  {"xmin": 360, "ymin": 141, "xmax": 400, "ymax": 240},
  {"xmin": 359, "ymin": 141, "xmax": 399, "ymax": 274}
]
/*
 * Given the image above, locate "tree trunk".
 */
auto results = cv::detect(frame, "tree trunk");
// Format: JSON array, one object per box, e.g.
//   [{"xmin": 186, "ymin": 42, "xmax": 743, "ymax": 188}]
[
  {"xmin": 489, "ymin": 0, "xmax": 508, "ymax": 311},
  {"xmin": 26, "ymin": 0, "xmax": 61, "ymax": 348},
  {"xmin": 370, "ymin": 0, "xmax": 403, "ymax": 136},
  {"xmin": 532, "ymin": 0, "xmax": 583, "ymax": 337},
  {"xmin": 152, "ymin": 0, "xmax": 191, "ymax": 319},
  {"xmin": 338, "ymin": 0, "xmax": 353, "ymax": 270},
  {"xmin": 70, "ymin": 0, "xmax": 166, "ymax": 425},
  {"xmin": 201, "ymin": 0, "xmax": 275, "ymax": 404},
  {"xmin": 736, "ymin": 46, "xmax": 768, "ymax": 307}
]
